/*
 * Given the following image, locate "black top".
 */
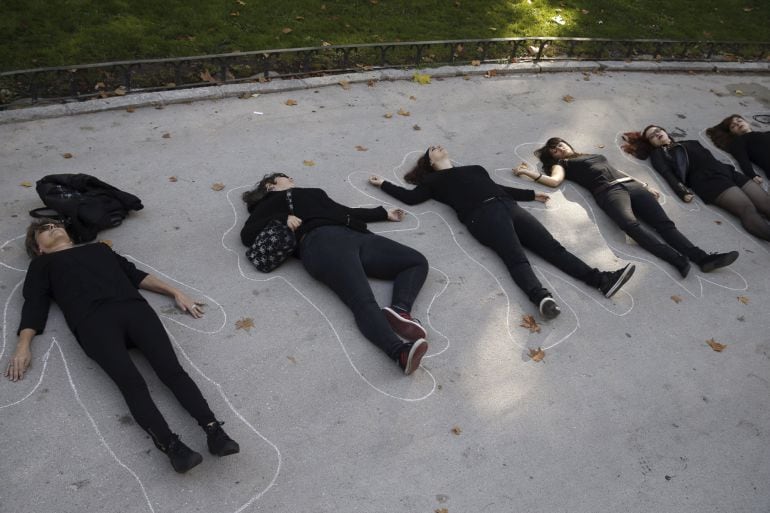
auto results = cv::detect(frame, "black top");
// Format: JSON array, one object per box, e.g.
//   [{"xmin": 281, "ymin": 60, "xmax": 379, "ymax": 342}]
[
  {"xmin": 727, "ymin": 131, "xmax": 770, "ymax": 178},
  {"xmin": 379, "ymin": 165, "xmax": 536, "ymax": 223},
  {"xmin": 240, "ymin": 187, "xmax": 388, "ymax": 247},
  {"xmin": 557, "ymin": 154, "xmax": 627, "ymax": 193},
  {"xmin": 649, "ymin": 140, "xmax": 736, "ymax": 200},
  {"xmin": 19, "ymin": 243, "xmax": 148, "ymax": 335}
]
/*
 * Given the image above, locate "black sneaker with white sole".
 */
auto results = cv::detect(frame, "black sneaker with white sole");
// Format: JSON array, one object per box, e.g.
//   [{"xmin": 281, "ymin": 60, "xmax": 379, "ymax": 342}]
[
  {"xmin": 698, "ymin": 251, "xmax": 739, "ymax": 273},
  {"xmin": 598, "ymin": 264, "xmax": 635, "ymax": 298},
  {"xmin": 538, "ymin": 297, "xmax": 561, "ymax": 320}
]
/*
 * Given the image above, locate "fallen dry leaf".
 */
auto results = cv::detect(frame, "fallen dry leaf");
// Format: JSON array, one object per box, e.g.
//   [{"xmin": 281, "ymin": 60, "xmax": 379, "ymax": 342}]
[
  {"xmin": 99, "ymin": 239, "xmax": 113, "ymax": 248},
  {"xmin": 230, "ymin": 11, "xmax": 240, "ymax": 16},
  {"xmin": 529, "ymin": 347, "xmax": 545, "ymax": 362},
  {"xmin": 19, "ymin": 181, "xmax": 33, "ymax": 187},
  {"xmin": 211, "ymin": 182, "xmax": 225, "ymax": 191},
  {"xmin": 714, "ymin": 220, "xmax": 722, "ymax": 224},
  {"xmin": 670, "ymin": 295, "xmax": 683, "ymax": 304},
  {"xmin": 413, "ymin": 124, "xmax": 421, "ymax": 131},
  {"xmin": 409, "ymin": 95, "xmax": 417, "ymax": 100},
  {"xmin": 113, "ymin": 86, "xmax": 127, "ymax": 96},
  {"xmin": 367, "ymin": 79, "xmax": 376, "ymax": 87},
  {"xmin": 597, "ymin": 144, "xmax": 605, "ymax": 148},
  {"xmin": 237, "ymin": 0, "xmax": 246, "ymax": 5},
  {"xmin": 355, "ymin": 145, "xmax": 368, "ymax": 151},
  {"xmin": 450, "ymin": 426, "xmax": 462, "ymax": 435},
  {"xmin": 339, "ymin": 80, "xmax": 351, "ymax": 90},
  {"xmin": 235, "ymin": 317, "xmax": 255, "ymax": 331},
  {"xmin": 743, "ymin": 7, "xmax": 753, "ymax": 12},
  {"xmin": 281, "ymin": 27, "xmax": 292, "ymax": 34},
  {"xmin": 520, "ymin": 314, "xmax": 541, "ymax": 333},
  {"xmin": 295, "ymin": 15, "xmax": 304, "ymax": 20},
  {"xmin": 735, "ymin": 89, "xmax": 744, "ymax": 96},
  {"xmin": 471, "ymin": 59, "xmax": 481, "ymax": 66},
  {"xmin": 384, "ymin": 113, "xmax": 393, "ymax": 118},
  {"xmin": 484, "ymin": 69, "xmax": 498, "ymax": 78},
  {"xmin": 62, "ymin": 153, "xmax": 73, "ymax": 159},
  {"xmin": 397, "ymin": 108, "xmax": 410, "ymax": 116},
  {"xmin": 200, "ymin": 69, "xmax": 217, "ymax": 83},
  {"xmin": 287, "ymin": 356, "xmax": 297, "ymax": 364},
  {"xmin": 285, "ymin": 99, "xmax": 298, "ymax": 106},
  {"xmin": 706, "ymin": 338, "xmax": 726, "ymax": 352},
  {"xmin": 581, "ymin": 8, "xmax": 589, "ymax": 14},
  {"xmin": 321, "ymin": 41, "xmax": 332, "ymax": 47},
  {"xmin": 169, "ymin": 176, "xmax": 178, "ymax": 182},
  {"xmin": 413, "ymin": 72, "xmax": 431, "ymax": 85},
  {"xmin": 436, "ymin": 509, "xmax": 448, "ymax": 513},
  {"xmin": 562, "ymin": 95, "xmax": 575, "ymax": 103},
  {"xmin": 162, "ymin": 132, "xmax": 171, "ymax": 139},
  {"xmin": 462, "ymin": 74, "xmax": 471, "ymax": 80},
  {"xmin": 737, "ymin": 295, "xmax": 749, "ymax": 305},
  {"xmin": 303, "ymin": 160, "xmax": 315, "ymax": 166},
  {"xmin": 126, "ymin": 107, "xmax": 135, "ymax": 113}
]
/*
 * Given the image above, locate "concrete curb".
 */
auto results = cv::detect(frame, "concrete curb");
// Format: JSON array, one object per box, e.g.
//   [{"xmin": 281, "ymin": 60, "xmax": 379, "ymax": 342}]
[{"xmin": 2, "ymin": 60, "xmax": 768, "ymax": 124}]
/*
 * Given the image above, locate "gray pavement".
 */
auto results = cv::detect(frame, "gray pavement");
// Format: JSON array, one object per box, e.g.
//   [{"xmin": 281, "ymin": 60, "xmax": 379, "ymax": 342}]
[{"xmin": 1, "ymin": 65, "xmax": 769, "ymax": 513}]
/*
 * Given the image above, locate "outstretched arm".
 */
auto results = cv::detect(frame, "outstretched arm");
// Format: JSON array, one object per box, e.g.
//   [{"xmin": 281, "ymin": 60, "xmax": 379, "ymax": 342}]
[
  {"xmin": 369, "ymin": 176, "xmax": 432, "ymax": 205},
  {"xmin": 513, "ymin": 163, "xmax": 564, "ymax": 188},
  {"xmin": 6, "ymin": 329, "xmax": 35, "ymax": 381},
  {"xmin": 649, "ymin": 149, "xmax": 694, "ymax": 201},
  {"xmin": 139, "ymin": 275, "xmax": 204, "ymax": 318}
]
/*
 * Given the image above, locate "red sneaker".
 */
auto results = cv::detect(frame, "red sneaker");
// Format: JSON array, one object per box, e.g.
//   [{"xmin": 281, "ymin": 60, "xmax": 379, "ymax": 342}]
[
  {"xmin": 383, "ymin": 307, "xmax": 427, "ymax": 342},
  {"xmin": 398, "ymin": 339, "xmax": 428, "ymax": 376}
]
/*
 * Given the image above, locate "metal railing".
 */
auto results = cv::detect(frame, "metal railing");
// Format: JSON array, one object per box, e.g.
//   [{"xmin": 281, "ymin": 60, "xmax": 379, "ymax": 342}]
[{"xmin": 1, "ymin": 37, "xmax": 768, "ymax": 108}]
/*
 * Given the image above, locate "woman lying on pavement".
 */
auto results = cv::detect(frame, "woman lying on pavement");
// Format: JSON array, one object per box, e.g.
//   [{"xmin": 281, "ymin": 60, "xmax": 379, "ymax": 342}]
[
  {"xmin": 241, "ymin": 173, "xmax": 430, "ymax": 375},
  {"xmin": 706, "ymin": 114, "xmax": 770, "ymax": 183},
  {"xmin": 6, "ymin": 219, "xmax": 239, "ymax": 474},
  {"xmin": 368, "ymin": 145, "xmax": 635, "ymax": 321}
]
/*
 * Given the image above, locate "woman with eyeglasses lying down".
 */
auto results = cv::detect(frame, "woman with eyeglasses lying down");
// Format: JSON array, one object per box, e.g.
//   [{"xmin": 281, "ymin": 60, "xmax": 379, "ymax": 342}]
[
  {"xmin": 241, "ymin": 173, "xmax": 430, "ymax": 376},
  {"xmin": 6, "ymin": 219, "xmax": 239, "ymax": 474},
  {"xmin": 623, "ymin": 125, "xmax": 770, "ymax": 241}
]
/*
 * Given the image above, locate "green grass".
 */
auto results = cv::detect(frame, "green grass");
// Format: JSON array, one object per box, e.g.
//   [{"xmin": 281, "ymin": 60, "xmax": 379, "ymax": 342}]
[{"xmin": 2, "ymin": 0, "xmax": 769, "ymax": 71}]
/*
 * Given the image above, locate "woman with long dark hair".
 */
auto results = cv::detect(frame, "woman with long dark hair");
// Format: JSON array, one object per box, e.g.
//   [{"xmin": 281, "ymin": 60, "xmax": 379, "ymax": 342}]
[
  {"xmin": 241, "ymin": 173, "xmax": 430, "ymax": 375},
  {"xmin": 623, "ymin": 125, "xmax": 770, "ymax": 241},
  {"xmin": 6, "ymin": 219, "xmax": 239, "ymax": 473},
  {"xmin": 522, "ymin": 137, "xmax": 738, "ymax": 277},
  {"xmin": 368, "ymin": 145, "xmax": 635, "ymax": 320},
  {"xmin": 706, "ymin": 114, "xmax": 770, "ymax": 182}
]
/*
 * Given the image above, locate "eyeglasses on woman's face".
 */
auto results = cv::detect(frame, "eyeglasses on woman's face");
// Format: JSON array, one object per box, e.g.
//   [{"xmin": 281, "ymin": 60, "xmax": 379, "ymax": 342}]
[{"xmin": 35, "ymin": 223, "xmax": 64, "ymax": 234}]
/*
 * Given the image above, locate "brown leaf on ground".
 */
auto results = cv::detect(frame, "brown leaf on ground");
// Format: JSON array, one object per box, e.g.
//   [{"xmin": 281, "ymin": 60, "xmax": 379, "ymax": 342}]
[
  {"xmin": 562, "ymin": 94, "xmax": 575, "ymax": 103},
  {"xmin": 596, "ymin": 144, "xmax": 605, "ymax": 148},
  {"xmin": 62, "ymin": 153, "xmax": 73, "ymax": 159},
  {"xmin": 384, "ymin": 113, "xmax": 393, "ymax": 118},
  {"xmin": 295, "ymin": 15, "xmax": 304, "ymax": 20},
  {"xmin": 737, "ymin": 295, "xmax": 749, "ymax": 305},
  {"xmin": 168, "ymin": 176, "xmax": 178, "ymax": 182},
  {"xmin": 397, "ymin": 108, "xmax": 410, "ymax": 116},
  {"xmin": 409, "ymin": 95, "xmax": 417, "ymax": 100},
  {"xmin": 670, "ymin": 295, "xmax": 683, "ymax": 303},
  {"xmin": 367, "ymin": 79, "xmax": 376, "ymax": 87},
  {"xmin": 743, "ymin": 7, "xmax": 753, "ymax": 12},
  {"xmin": 235, "ymin": 317, "xmax": 255, "ymax": 331},
  {"xmin": 706, "ymin": 338, "xmax": 726, "ymax": 352},
  {"xmin": 281, "ymin": 27, "xmax": 292, "ymax": 34},
  {"xmin": 230, "ymin": 11, "xmax": 240, "ymax": 16},
  {"xmin": 285, "ymin": 99, "xmax": 298, "ymax": 106},
  {"xmin": 463, "ymin": 74, "xmax": 471, "ymax": 80},
  {"xmin": 714, "ymin": 220, "xmax": 722, "ymax": 224},
  {"xmin": 339, "ymin": 80, "xmax": 351, "ymax": 90},
  {"xmin": 19, "ymin": 181, "xmax": 33, "ymax": 187},
  {"xmin": 450, "ymin": 426, "xmax": 462, "ymax": 435},
  {"xmin": 355, "ymin": 145, "xmax": 368, "ymax": 151},
  {"xmin": 484, "ymin": 69, "xmax": 498, "ymax": 78},
  {"xmin": 471, "ymin": 59, "xmax": 481, "ymax": 66},
  {"xmin": 529, "ymin": 347, "xmax": 546, "ymax": 362},
  {"xmin": 287, "ymin": 356, "xmax": 297, "ymax": 364},
  {"xmin": 162, "ymin": 132, "xmax": 171, "ymax": 139},
  {"xmin": 258, "ymin": 76, "xmax": 270, "ymax": 83},
  {"xmin": 436, "ymin": 509, "xmax": 449, "ymax": 513},
  {"xmin": 99, "ymin": 239, "xmax": 113, "ymax": 248},
  {"xmin": 113, "ymin": 86, "xmax": 127, "ymax": 96},
  {"xmin": 413, "ymin": 124, "xmax": 421, "ymax": 131},
  {"xmin": 211, "ymin": 182, "xmax": 225, "ymax": 191},
  {"xmin": 200, "ymin": 69, "xmax": 216, "ymax": 83},
  {"xmin": 520, "ymin": 314, "xmax": 541, "ymax": 333},
  {"xmin": 321, "ymin": 41, "xmax": 332, "ymax": 46},
  {"xmin": 303, "ymin": 160, "xmax": 315, "ymax": 166},
  {"xmin": 126, "ymin": 107, "xmax": 135, "ymax": 113},
  {"xmin": 236, "ymin": 0, "xmax": 246, "ymax": 5}
]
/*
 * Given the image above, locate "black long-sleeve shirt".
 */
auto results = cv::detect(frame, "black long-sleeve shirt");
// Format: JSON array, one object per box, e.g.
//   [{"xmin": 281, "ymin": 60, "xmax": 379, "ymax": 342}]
[
  {"xmin": 240, "ymin": 187, "xmax": 388, "ymax": 247},
  {"xmin": 379, "ymin": 165, "xmax": 536, "ymax": 223},
  {"xmin": 557, "ymin": 154, "xmax": 628, "ymax": 193},
  {"xmin": 18, "ymin": 243, "xmax": 148, "ymax": 335},
  {"xmin": 727, "ymin": 131, "xmax": 770, "ymax": 178}
]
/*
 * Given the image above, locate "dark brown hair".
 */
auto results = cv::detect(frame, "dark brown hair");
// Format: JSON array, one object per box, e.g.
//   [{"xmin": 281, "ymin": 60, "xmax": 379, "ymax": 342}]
[
  {"xmin": 25, "ymin": 218, "xmax": 67, "ymax": 259},
  {"xmin": 535, "ymin": 137, "xmax": 581, "ymax": 174},
  {"xmin": 403, "ymin": 151, "xmax": 435, "ymax": 185},
  {"xmin": 242, "ymin": 173, "xmax": 289, "ymax": 212},
  {"xmin": 621, "ymin": 125, "xmax": 667, "ymax": 160},
  {"xmin": 706, "ymin": 114, "xmax": 742, "ymax": 151}
]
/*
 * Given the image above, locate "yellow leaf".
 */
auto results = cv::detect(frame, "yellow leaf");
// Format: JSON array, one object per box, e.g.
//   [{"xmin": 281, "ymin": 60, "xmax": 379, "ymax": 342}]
[
  {"xmin": 520, "ymin": 314, "xmax": 541, "ymax": 333},
  {"xmin": 529, "ymin": 347, "xmax": 545, "ymax": 362},
  {"xmin": 450, "ymin": 426, "xmax": 462, "ymax": 435},
  {"xmin": 737, "ymin": 295, "xmax": 749, "ymax": 304},
  {"xmin": 562, "ymin": 94, "xmax": 576, "ymax": 103},
  {"xmin": 484, "ymin": 69, "xmax": 498, "ymax": 78},
  {"xmin": 285, "ymin": 99, "xmax": 298, "ymax": 106},
  {"xmin": 321, "ymin": 41, "xmax": 332, "ymax": 47},
  {"xmin": 211, "ymin": 182, "xmax": 225, "ymax": 191},
  {"xmin": 397, "ymin": 108, "xmax": 410, "ymax": 116},
  {"xmin": 355, "ymin": 145, "xmax": 368, "ymax": 151},
  {"xmin": 113, "ymin": 86, "xmax": 126, "ymax": 96},
  {"xmin": 471, "ymin": 60, "xmax": 481, "ymax": 66},
  {"xmin": 436, "ymin": 509, "xmax": 449, "ymax": 513},
  {"xmin": 62, "ymin": 153, "xmax": 73, "ymax": 159},
  {"xmin": 706, "ymin": 338, "xmax": 726, "ymax": 352},
  {"xmin": 235, "ymin": 317, "xmax": 255, "ymax": 331},
  {"xmin": 735, "ymin": 89, "xmax": 744, "ymax": 96},
  {"xmin": 384, "ymin": 113, "xmax": 393, "ymax": 118},
  {"xmin": 412, "ymin": 72, "xmax": 431, "ymax": 85},
  {"xmin": 338, "ymin": 80, "xmax": 351, "ymax": 90},
  {"xmin": 670, "ymin": 295, "xmax": 683, "ymax": 303},
  {"xmin": 19, "ymin": 181, "xmax": 33, "ymax": 187},
  {"xmin": 303, "ymin": 160, "xmax": 315, "ymax": 166}
]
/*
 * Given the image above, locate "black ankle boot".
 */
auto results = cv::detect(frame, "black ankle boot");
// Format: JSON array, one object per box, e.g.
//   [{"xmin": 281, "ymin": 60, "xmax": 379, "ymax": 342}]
[
  {"xmin": 204, "ymin": 421, "xmax": 240, "ymax": 456},
  {"xmin": 160, "ymin": 434, "xmax": 203, "ymax": 473}
]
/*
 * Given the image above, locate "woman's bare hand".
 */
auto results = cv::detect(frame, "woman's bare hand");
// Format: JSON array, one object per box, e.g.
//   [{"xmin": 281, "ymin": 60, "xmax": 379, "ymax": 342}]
[
  {"xmin": 287, "ymin": 215, "xmax": 302, "ymax": 231},
  {"xmin": 534, "ymin": 193, "xmax": 550, "ymax": 203},
  {"xmin": 387, "ymin": 208, "xmax": 405, "ymax": 221},
  {"xmin": 683, "ymin": 193, "xmax": 694, "ymax": 203},
  {"xmin": 369, "ymin": 176, "xmax": 384, "ymax": 187},
  {"xmin": 5, "ymin": 345, "xmax": 31, "ymax": 382},
  {"xmin": 175, "ymin": 292, "xmax": 204, "ymax": 318}
]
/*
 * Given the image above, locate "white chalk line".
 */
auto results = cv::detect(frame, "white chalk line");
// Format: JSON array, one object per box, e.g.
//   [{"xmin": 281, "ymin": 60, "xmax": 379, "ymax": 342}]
[
  {"xmin": 0, "ymin": 234, "xmax": 27, "ymax": 271},
  {"xmin": 513, "ymin": 141, "xmax": 750, "ymax": 298},
  {"xmin": 0, "ymin": 238, "xmax": 281, "ymax": 512},
  {"xmin": 223, "ymin": 185, "xmax": 437, "ymax": 402}
]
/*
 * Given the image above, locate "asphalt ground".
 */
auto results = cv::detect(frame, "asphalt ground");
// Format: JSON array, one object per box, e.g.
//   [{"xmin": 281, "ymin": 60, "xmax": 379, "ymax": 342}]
[{"xmin": 1, "ymin": 62, "xmax": 769, "ymax": 513}]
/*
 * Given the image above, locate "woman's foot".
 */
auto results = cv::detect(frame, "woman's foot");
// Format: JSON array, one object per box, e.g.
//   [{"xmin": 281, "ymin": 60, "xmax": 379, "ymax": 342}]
[
  {"xmin": 698, "ymin": 251, "xmax": 739, "ymax": 272},
  {"xmin": 538, "ymin": 297, "xmax": 561, "ymax": 320},
  {"xmin": 398, "ymin": 339, "xmax": 428, "ymax": 375},
  {"xmin": 161, "ymin": 434, "xmax": 203, "ymax": 473},
  {"xmin": 598, "ymin": 264, "xmax": 636, "ymax": 297},
  {"xmin": 204, "ymin": 421, "xmax": 240, "ymax": 456},
  {"xmin": 383, "ymin": 307, "xmax": 427, "ymax": 341}
]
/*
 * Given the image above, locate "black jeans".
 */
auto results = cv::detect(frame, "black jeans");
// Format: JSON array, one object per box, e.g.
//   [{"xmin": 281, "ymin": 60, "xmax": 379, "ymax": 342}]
[
  {"xmin": 300, "ymin": 225, "xmax": 428, "ymax": 359},
  {"xmin": 75, "ymin": 300, "xmax": 216, "ymax": 447},
  {"xmin": 465, "ymin": 197, "xmax": 601, "ymax": 304},
  {"xmin": 596, "ymin": 182, "xmax": 707, "ymax": 265}
]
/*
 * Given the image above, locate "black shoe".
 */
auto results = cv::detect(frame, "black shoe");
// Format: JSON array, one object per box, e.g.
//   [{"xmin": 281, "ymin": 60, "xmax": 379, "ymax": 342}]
[
  {"xmin": 398, "ymin": 338, "xmax": 428, "ymax": 376},
  {"xmin": 698, "ymin": 251, "xmax": 739, "ymax": 273},
  {"xmin": 598, "ymin": 264, "xmax": 636, "ymax": 298},
  {"xmin": 162, "ymin": 434, "xmax": 203, "ymax": 473},
  {"xmin": 204, "ymin": 421, "xmax": 240, "ymax": 456},
  {"xmin": 676, "ymin": 259, "xmax": 691, "ymax": 278},
  {"xmin": 538, "ymin": 296, "xmax": 561, "ymax": 320}
]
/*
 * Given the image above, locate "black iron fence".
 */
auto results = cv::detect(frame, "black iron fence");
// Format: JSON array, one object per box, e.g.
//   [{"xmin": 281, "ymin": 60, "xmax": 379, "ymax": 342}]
[{"xmin": 1, "ymin": 37, "xmax": 768, "ymax": 108}]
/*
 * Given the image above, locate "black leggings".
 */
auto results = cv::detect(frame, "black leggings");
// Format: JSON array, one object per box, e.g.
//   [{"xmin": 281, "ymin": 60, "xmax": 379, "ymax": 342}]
[
  {"xmin": 465, "ymin": 197, "xmax": 601, "ymax": 304},
  {"xmin": 300, "ymin": 226, "xmax": 429, "ymax": 359},
  {"xmin": 713, "ymin": 181, "xmax": 770, "ymax": 241},
  {"xmin": 596, "ymin": 182, "xmax": 707, "ymax": 265},
  {"xmin": 75, "ymin": 300, "xmax": 215, "ymax": 447}
]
